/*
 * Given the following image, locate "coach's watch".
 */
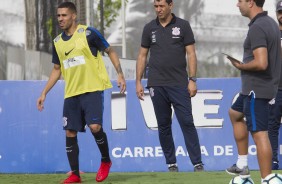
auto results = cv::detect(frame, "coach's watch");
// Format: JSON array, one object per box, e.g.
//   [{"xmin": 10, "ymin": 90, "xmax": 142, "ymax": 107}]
[{"xmin": 189, "ymin": 77, "xmax": 197, "ymax": 82}]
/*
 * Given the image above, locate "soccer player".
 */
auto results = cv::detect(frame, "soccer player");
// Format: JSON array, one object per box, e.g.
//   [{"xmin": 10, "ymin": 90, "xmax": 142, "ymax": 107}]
[
  {"xmin": 136, "ymin": 0, "xmax": 204, "ymax": 172},
  {"xmin": 225, "ymin": 0, "xmax": 281, "ymax": 181},
  {"xmin": 268, "ymin": 0, "xmax": 282, "ymax": 170},
  {"xmin": 36, "ymin": 2, "xmax": 126, "ymax": 183}
]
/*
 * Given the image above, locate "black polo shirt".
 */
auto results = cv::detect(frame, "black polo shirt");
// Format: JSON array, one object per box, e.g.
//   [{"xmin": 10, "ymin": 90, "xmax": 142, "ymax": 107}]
[
  {"xmin": 141, "ymin": 14, "xmax": 195, "ymax": 87},
  {"xmin": 241, "ymin": 11, "xmax": 281, "ymax": 99}
]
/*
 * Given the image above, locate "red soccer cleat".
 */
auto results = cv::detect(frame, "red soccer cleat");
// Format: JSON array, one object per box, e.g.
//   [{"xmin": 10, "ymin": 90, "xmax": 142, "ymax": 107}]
[
  {"xmin": 62, "ymin": 173, "xmax": 81, "ymax": 183},
  {"xmin": 96, "ymin": 161, "xmax": 112, "ymax": 182}
]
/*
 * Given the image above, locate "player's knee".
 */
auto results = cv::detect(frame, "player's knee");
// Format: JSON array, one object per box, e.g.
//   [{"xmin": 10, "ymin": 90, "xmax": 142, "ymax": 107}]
[
  {"xmin": 89, "ymin": 124, "xmax": 102, "ymax": 133},
  {"xmin": 65, "ymin": 130, "xmax": 77, "ymax": 137}
]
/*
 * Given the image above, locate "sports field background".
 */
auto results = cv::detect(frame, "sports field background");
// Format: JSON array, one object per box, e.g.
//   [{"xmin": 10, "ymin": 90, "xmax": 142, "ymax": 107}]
[
  {"xmin": 1, "ymin": 79, "xmax": 262, "ymax": 173},
  {"xmin": 0, "ymin": 171, "xmax": 263, "ymax": 184}
]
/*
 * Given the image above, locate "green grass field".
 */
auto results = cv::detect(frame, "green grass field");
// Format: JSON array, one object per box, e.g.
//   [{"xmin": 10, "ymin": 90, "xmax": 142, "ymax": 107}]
[{"xmin": 0, "ymin": 171, "xmax": 263, "ymax": 184}]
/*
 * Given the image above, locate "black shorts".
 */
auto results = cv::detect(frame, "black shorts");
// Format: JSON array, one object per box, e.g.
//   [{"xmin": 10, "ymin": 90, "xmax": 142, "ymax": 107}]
[
  {"xmin": 231, "ymin": 92, "xmax": 270, "ymax": 132},
  {"xmin": 62, "ymin": 91, "xmax": 104, "ymax": 132}
]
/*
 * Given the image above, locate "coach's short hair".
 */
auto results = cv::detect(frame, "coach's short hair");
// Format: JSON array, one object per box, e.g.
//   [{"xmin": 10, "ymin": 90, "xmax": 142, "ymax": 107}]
[
  {"xmin": 246, "ymin": 0, "xmax": 264, "ymax": 7},
  {"xmin": 154, "ymin": 0, "xmax": 173, "ymax": 5},
  {"xmin": 58, "ymin": 2, "xmax": 77, "ymax": 13}
]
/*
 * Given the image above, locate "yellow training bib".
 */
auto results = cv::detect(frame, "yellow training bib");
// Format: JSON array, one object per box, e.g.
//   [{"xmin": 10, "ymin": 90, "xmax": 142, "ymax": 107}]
[{"xmin": 54, "ymin": 25, "xmax": 112, "ymax": 98}]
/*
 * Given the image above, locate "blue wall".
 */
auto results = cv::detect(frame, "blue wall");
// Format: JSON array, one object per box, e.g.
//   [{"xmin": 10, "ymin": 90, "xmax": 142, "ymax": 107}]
[{"xmin": 0, "ymin": 79, "xmax": 279, "ymax": 173}]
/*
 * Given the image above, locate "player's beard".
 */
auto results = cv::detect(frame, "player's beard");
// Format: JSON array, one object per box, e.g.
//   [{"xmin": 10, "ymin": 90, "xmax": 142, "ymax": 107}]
[{"xmin": 278, "ymin": 17, "xmax": 282, "ymax": 26}]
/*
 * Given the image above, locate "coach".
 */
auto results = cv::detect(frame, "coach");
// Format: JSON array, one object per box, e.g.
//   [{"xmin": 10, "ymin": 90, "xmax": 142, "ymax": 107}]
[{"xmin": 135, "ymin": 0, "xmax": 204, "ymax": 172}]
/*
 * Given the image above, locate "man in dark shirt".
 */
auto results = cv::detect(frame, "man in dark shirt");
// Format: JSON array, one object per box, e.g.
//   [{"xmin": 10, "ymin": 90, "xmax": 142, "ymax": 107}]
[
  {"xmin": 225, "ymin": 0, "xmax": 281, "ymax": 181},
  {"xmin": 136, "ymin": 0, "xmax": 204, "ymax": 172},
  {"xmin": 268, "ymin": 0, "xmax": 282, "ymax": 171}
]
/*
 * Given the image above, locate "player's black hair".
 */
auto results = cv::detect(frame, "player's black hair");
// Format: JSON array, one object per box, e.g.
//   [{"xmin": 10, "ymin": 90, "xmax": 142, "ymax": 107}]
[{"xmin": 58, "ymin": 1, "xmax": 77, "ymax": 13}]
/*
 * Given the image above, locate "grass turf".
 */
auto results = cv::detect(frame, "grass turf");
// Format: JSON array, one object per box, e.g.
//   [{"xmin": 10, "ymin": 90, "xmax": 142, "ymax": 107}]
[{"xmin": 0, "ymin": 171, "xmax": 263, "ymax": 184}]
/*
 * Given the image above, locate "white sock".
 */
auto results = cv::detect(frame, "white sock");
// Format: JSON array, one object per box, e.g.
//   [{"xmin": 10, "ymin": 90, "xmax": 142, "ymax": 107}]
[
  {"xmin": 168, "ymin": 163, "xmax": 177, "ymax": 168},
  {"xmin": 236, "ymin": 155, "xmax": 248, "ymax": 169}
]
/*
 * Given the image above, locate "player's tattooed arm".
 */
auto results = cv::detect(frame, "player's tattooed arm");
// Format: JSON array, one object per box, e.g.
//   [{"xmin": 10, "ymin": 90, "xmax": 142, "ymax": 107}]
[
  {"xmin": 105, "ymin": 46, "xmax": 126, "ymax": 93},
  {"xmin": 105, "ymin": 46, "xmax": 124, "ymax": 76},
  {"xmin": 116, "ymin": 63, "xmax": 123, "ymax": 75}
]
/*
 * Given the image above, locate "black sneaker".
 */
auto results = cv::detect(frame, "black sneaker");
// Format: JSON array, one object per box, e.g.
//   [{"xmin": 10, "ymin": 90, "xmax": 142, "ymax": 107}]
[
  {"xmin": 226, "ymin": 164, "xmax": 250, "ymax": 179},
  {"xmin": 194, "ymin": 163, "xmax": 204, "ymax": 172},
  {"xmin": 168, "ymin": 164, "xmax": 178, "ymax": 172}
]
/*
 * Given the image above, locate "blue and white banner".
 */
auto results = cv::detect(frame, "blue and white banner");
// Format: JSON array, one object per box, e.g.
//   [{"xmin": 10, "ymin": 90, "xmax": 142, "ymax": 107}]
[{"xmin": 0, "ymin": 79, "xmax": 279, "ymax": 173}]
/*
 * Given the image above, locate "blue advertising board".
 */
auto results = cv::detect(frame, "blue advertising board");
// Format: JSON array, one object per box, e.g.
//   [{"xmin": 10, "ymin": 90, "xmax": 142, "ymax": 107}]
[{"xmin": 0, "ymin": 79, "xmax": 279, "ymax": 173}]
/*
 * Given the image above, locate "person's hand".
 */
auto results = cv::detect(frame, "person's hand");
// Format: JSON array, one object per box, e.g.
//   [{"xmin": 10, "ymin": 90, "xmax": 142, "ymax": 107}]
[
  {"xmin": 227, "ymin": 56, "xmax": 242, "ymax": 69},
  {"xmin": 188, "ymin": 81, "xmax": 197, "ymax": 97},
  {"xmin": 37, "ymin": 94, "xmax": 46, "ymax": 111},
  {"xmin": 136, "ymin": 82, "xmax": 144, "ymax": 100},
  {"xmin": 117, "ymin": 74, "xmax": 126, "ymax": 93}
]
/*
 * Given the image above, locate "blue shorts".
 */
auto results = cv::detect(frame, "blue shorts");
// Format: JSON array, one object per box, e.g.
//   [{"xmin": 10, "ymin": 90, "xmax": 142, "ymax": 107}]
[
  {"xmin": 62, "ymin": 91, "xmax": 104, "ymax": 132},
  {"xmin": 231, "ymin": 93, "xmax": 270, "ymax": 132}
]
